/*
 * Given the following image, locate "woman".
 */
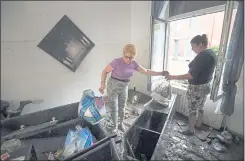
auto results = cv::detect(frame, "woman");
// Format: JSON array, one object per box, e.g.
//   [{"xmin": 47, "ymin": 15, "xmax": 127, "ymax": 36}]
[
  {"xmin": 168, "ymin": 34, "xmax": 217, "ymax": 136},
  {"xmin": 99, "ymin": 44, "xmax": 168, "ymax": 133}
]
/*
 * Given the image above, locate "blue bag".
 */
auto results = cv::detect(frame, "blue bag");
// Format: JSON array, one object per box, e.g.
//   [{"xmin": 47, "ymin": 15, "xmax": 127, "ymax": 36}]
[
  {"xmin": 61, "ymin": 127, "xmax": 94, "ymax": 159},
  {"xmin": 78, "ymin": 90, "xmax": 106, "ymax": 125}
]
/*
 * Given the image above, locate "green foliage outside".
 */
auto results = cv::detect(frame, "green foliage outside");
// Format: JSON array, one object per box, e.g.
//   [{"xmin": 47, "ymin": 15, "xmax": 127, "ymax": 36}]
[{"xmin": 211, "ymin": 45, "xmax": 219, "ymax": 55}]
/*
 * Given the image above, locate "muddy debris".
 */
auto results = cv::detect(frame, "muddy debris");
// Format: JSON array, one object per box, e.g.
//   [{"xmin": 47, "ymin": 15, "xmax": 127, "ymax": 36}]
[
  {"xmin": 216, "ymin": 131, "xmax": 233, "ymax": 146},
  {"xmin": 234, "ymin": 136, "xmax": 241, "ymax": 145},
  {"xmin": 208, "ymin": 130, "xmax": 218, "ymax": 139},
  {"xmin": 211, "ymin": 139, "xmax": 228, "ymax": 153},
  {"xmin": 181, "ymin": 144, "xmax": 188, "ymax": 149},
  {"xmin": 184, "ymin": 152, "xmax": 205, "ymax": 161},
  {"xmin": 132, "ymin": 108, "xmax": 141, "ymax": 116},
  {"xmin": 209, "ymin": 151, "xmax": 221, "ymax": 160},
  {"xmin": 176, "ymin": 120, "xmax": 187, "ymax": 126},
  {"xmin": 206, "ymin": 138, "xmax": 212, "ymax": 144},
  {"xmin": 195, "ymin": 130, "xmax": 210, "ymax": 141},
  {"xmin": 216, "ymin": 134, "xmax": 232, "ymax": 146},
  {"xmin": 125, "ymin": 110, "xmax": 130, "ymax": 119},
  {"xmin": 221, "ymin": 131, "xmax": 233, "ymax": 140},
  {"xmin": 116, "ymin": 102, "xmax": 243, "ymax": 161},
  {"xmin": 172, "ymin": 136, "xmax": 181, "ymax": 143}
]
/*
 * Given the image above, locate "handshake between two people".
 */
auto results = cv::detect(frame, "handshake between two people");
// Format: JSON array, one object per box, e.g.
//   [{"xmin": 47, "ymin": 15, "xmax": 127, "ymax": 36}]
[
  {"xmin": 162, "ymin": 71, "xmax": 175, "ymax": 80},
  {"xmin": 98, "ymin": 70, "xmax": 176, "ymax": 94},
  {"xmin": 99, "ymin": 70, "xmax": 174, "ymax": 94}
]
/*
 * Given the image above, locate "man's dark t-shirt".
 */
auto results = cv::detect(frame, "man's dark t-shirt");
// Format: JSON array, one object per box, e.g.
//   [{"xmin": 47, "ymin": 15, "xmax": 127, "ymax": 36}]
[{"xmin": 188, "ymin": 49, "xmax": 217, "ymax": 85}]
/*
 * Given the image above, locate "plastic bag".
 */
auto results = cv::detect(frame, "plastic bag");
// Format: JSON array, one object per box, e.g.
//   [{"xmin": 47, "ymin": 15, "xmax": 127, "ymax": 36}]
[
  {"xmin": 61, "ymin": 127, "xmax": 94, "ymax": 159},
  {"xmin": 1, "ymin": 139, "xmax": 22, "ymax": 153},
  {"xmin": 151, "ymin": 78, "xmax": 172, "ymax": 105},
  {"xmin": 78, "ymin": 89, "xmax": 106, "ymax": 125}
]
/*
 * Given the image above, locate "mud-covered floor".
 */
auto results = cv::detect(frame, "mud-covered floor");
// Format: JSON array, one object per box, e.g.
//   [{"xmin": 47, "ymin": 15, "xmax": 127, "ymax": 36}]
[
  {"xmin": 119, "ymin": 110, "xmax": 244, "ymax": 161},
  {"xmin": 154, "ymin": 112, "xmax": 244, "ymax": 160}
]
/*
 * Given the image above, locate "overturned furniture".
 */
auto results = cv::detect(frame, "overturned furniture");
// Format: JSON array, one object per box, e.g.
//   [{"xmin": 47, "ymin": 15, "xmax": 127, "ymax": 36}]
[
  {"xmin": 1, "ymin": 102, "xmax": 121, "ymax": 161},
  {"xmin": 123, "ymin": 91, "xmax": 177, "ymax": 161}
]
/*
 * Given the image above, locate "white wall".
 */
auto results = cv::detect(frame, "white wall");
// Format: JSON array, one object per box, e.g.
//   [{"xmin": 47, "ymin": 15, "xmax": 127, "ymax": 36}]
[
  {"xmin": 129, "ymin": 1, "xmax": 152, "ymax": 93},
  {"xmin": 226, "ymin": 66, "xmax": 244, "ymax": 136},
  {"xmin": 1, "ymin": 1, "xmax": 131, "ymax": 114},
  {"xmin": 1, "ymin": 1, "xmax": 153, "ymax": 114}
]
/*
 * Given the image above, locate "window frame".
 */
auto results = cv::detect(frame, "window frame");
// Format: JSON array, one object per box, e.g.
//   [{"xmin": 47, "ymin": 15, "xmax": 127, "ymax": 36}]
[
  {"xmin": 210, "ymin": 1, "xmax": 236, "ymax": 101},
  {"xmin": 148, "ymin": 1, "xmax": 238, "ymax": 94},
  {"xmin": 167, "ymin": 4, "xmax": 226, "ymax": 22}
]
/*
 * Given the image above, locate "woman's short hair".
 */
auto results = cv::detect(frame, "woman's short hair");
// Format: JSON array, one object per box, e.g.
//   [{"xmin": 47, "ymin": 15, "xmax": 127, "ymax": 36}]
[
  {"xmin": 190, "ymin": 34, "xmax": 208, "ymax": 47},
  {"xmin": 123, "ymin": 44, "xmax": 137, "ymax": 57}
]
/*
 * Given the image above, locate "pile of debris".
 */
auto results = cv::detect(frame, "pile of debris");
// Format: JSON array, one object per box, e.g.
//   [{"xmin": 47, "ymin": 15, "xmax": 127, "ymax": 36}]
[
  {"xmin": 192, "ymin": 127, "xmax": 241, "ymax": 154},
  {"xmin": 124, "ymin": 91, "xmax": 143, "ymax": 120},
  {"xmin": 196, "ymin": 129, "xmax": 240, "ymax": 153},
  {"xmin": 209, "ymin": 130, "xmax": 241, "ymax": 153},
  {"xmin": 160, "ymin": 115, "xmax": 244, "ymax": 160},
  {"xmin": 176, "ymin": 118, "xmax": 241, "ymax": 154}
]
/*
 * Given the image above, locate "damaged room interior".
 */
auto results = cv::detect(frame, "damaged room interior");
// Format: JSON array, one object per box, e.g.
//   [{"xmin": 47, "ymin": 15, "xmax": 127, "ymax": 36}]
[{"xmin": 1, "ymin": 1, "xmax": 244, "ymax": 161}]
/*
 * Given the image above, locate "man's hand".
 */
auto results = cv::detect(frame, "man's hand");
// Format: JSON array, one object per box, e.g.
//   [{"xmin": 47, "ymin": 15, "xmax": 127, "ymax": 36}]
[{"xmin": 99, "ymin": 84, "xmax": 106, "ymax": 94}]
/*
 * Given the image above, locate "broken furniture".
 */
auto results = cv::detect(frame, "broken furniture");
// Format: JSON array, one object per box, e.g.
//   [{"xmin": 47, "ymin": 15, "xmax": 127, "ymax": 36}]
[
  {"xmin": 0, "ymin": 100, "xmax": 44, "ymax": 120},
  {"xmin": 0, "ymin": 100, "xmax": 9, "ymax": 119},
  {"xmin": 123, "ymin": 91, "xmax": 177, "ymax": 161},
  {"xmin": 72, "ymin": 138, "xmax": 120, "ymax": 160},
  {"xmin": 1, "ymin": 102, "xmax": 80, "ymax": 138},
  {"xmin": 1, "ymin": 144, "xmax": 38, "ymax": 161},
  {"xmin": 1, "ymin": 102, "xmax": 121, "ymax": 160}
]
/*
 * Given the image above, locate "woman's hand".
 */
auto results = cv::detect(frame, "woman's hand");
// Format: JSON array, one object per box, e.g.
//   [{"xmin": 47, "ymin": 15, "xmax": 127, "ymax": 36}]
[
  {"xmin": 99, "ymin": 64, "xmax": 113, "ymax": 94},
  {"xmin": 162, "ymin": 71, "xmax": 169, "ymax": 76},
  {"xmin": 99, "ymin": 84, "xmax": 106, "ymax": 94},
  {"xmin": 102, "ymin": 95, "xmax": 109, "ymax": 102},
  {"xmin": 167, "ymin": 73, "xmax": 193, "ymax": 80},
  {"xmin": 167, "ymin": 75, "xmax": 176, "ymax": 80},
  {"xmin": 136, "ymin": 66, "xmax": 170, "ymax": 76}
]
